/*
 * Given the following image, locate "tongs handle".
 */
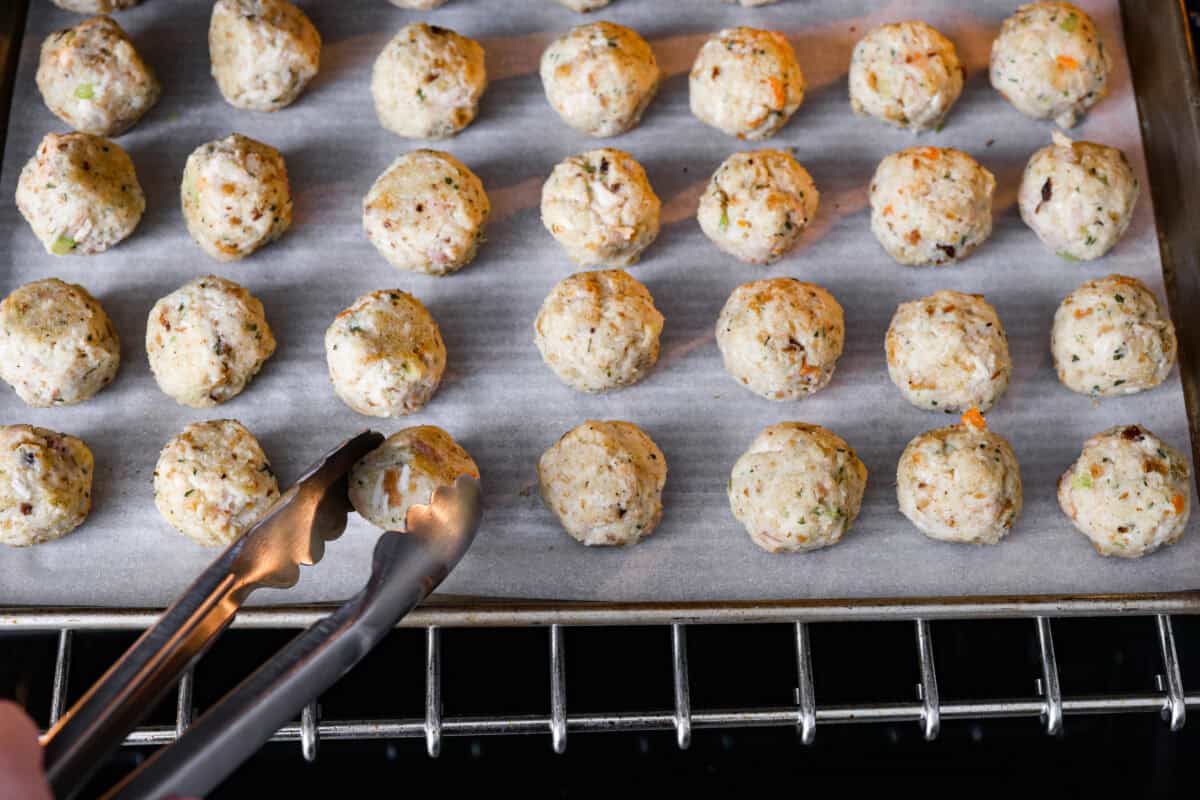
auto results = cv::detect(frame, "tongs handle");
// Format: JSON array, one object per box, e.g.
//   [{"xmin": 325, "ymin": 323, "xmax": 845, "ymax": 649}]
[
  {"xmin": 41, "ymin": 430, "xmax": 381, "ymax": 800},
  {"xmin": 41, "ymin": 552, "xmax": 248, "ymax": 800},
  {"xmin": 106, "ymin": 519, "xmax": 468, "ymax": 800}
]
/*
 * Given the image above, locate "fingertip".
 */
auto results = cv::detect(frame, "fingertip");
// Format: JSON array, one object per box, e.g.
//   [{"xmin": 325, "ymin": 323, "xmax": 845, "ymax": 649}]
[
  {"xmin": 0, "ymin": 699, "xmax": 40, "ymax": 741},
  {"xmin": 0, "ymin": 699, "xmax": 52, "ymax": 800}
]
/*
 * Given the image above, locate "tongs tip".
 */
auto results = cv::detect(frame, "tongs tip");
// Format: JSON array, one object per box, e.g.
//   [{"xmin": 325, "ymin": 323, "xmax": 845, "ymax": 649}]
[{"xmin": 401, "ymin": 474, "xmax": 482, "ymax": 557}]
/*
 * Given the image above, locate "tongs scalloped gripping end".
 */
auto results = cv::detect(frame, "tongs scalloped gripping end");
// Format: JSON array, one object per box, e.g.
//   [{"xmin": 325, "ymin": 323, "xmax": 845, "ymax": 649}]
[
  {"xmin": 41, "ymin": 429, "xmax": 383, "ymax": 800},
  {"xmin": 231, "ymin": 428, "xmax": 384, "ymax": 592},
  {"xmin": 402, "ymin": 473, "xmax": 483, "ymax": 563},
  {"xmin": 104, "ymin": 471, "xmax": 484, "ymax": 800}
]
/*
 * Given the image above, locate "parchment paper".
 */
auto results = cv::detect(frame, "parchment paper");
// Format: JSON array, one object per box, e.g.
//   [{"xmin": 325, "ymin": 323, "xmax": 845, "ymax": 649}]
[{"xmin": 1, "ymin": 0, "xmax": 1195, "ymax": 608}]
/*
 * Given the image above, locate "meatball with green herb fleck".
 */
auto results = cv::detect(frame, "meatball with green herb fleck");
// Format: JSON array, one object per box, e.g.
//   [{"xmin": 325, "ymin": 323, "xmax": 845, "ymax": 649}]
[
  {"xmin": 1018, "ymin": 132, "xmax": 1138, "ymax": 261},
  {"xmin": 534, "ymin": 269, "xmax": 663, "ymax": 393},
  {"xmin": 1051, "ymin": 274, "xmax": 1175, "ymax": 398},
  {"xmin": 716, "ymin": 278, "xmax": 844, "ymax": 401},
  {"xmin": 990, "ymin": 1, "xmax": 1110, "ymax": 128},
  {"xmin": 848, "ymin": 21, "xmax": 963, "ymax": 133},
  {"xmin": 540, "ymin": 22, "xmax": 661, "ymax": 137},
  {"xmin": 690, "ymin": 27, "xmax": 804, "ymax": 140},
  {"xmin": 372, "ymin": 23, "xmax": 486, "ymax": 140},
  {"xmin": 538, "ymin": 420, "xmax": 666, "ymax": 546},
  {"xmin": 1059, "ymin": 424, "xmax": 1190, "ymax": 558},
  {"xmin": 325, "ymin": 290, "xmax": 447, "ymax": 417},
  {"xmin": 16, "ymin": 131, "xmax": 144, "ymax": 256},
  {"xmin": 153, "ymin": 420, "xmax": 280, "ymax": 547},
  {"xmin": 897, "ymin": 412, "xmax": 1023, "ymax": 545},
  {"xmin": 146, "ymin": 276, "xmax": 276, "ymax": 408},
  {"xmin": 181, "ymin": 133, "xmax": 293, "ymax": 262},
  {"xmin": 870, "ymin": 146, "xmax": 994, "ymax": 266},
  {"xmin": 36, "ymin": 15, "xmax": 160, "ymax": 137},
  {"xmin": 209, "ymin": 0, "xmax": 321, "ymax": 112},
  {"xmin": 886, "ymin": 290, "xmax": 1011, "ymax": 413},
  {"xmin": 363, "ymin": 149, "xmax": 490, "ymax": 275},
  {"xmin": 541, "ymin": 148, "xmax": 660, "ymax": 267},
  {"xmin": 0, "ymin": 279, "xmax": 120, "ymax": 408},
  {"xmin": 729, "ymin": 422, "xmax": 868, "ymax": 554},
  {"xmin": 0, "ymin": 425, "xmax": 93, "ymax": 547},
  {"xmin": 697, "ymin": 149, "xmax": 819, "ymax": 264}
]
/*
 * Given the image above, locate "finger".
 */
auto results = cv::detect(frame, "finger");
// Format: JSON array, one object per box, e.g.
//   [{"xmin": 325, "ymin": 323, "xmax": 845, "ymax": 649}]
[{"xmin": 0, "ymin": 700, "xmax": 53, "ymax": 800}]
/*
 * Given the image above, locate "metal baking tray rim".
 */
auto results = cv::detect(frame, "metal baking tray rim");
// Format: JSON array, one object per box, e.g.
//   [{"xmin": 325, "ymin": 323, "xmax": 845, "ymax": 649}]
[
  {"xmin": 4, "ymin": 588, "xmax": 1200, "ymax": 629},
  {"xmin": 2, "ymin": 0, "xmax": 1199, "ymax": 628}
]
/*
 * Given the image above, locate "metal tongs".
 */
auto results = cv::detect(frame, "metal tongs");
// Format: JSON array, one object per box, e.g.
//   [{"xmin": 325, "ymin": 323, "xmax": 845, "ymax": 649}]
[{"xmin": 40, "ymin": 430, "xmax": 483, "ymax": 800}]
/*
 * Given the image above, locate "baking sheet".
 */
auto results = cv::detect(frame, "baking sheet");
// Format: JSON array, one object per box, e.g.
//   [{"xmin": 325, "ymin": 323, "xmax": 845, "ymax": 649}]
[{"xmin": 0, "ymin": 0, "xmax": 1195, "ymax": 608}]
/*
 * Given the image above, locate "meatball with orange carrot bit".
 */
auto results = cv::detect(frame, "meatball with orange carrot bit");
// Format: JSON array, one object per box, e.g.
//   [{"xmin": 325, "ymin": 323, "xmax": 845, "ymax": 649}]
[
  {"xmin": 540, "ymin": 22, "xmax": 660, "ymax": 137},
  {"xmin": 869, "ymin": 146, "xmax": 994, "ymax": 266},
  {"xmin": 990, "ymin": 2, "xmax": 1111, "ymax": 128},
  {"xmin": 349, "ymin": 426, "xmax": 479, "ymax": 531},
  {"xmin": 181, "ymin": 134, "xmax": 293, "ymax": 262},
  {"xmin": 885, "ymin": 290, "xmax": 1011, "ymax": 413},
  {"xmin": 697, "ymin": 150, "xmax": 819, "ymax": 265},
  {"xmin": 690, "ymin": 27, "xmax": 804, "ymax": 140},
  {"xmin": 728, "ymin": 422, "xmax": 868, "ymax": 554},
  {"xmin": 1058, "ymin": 424, "xmax": 1191, "ymax": 558},
  {"xmin": 1050, "ymin": 275, "xmax": 1176, "ymax": 398},
  {"xmin": 362, "ymin": 149, "xmax": 490, "ymax": 275},
  {"xmin": 848, "ymin": 21, "xmax": 963, "ymax": 133},
  {"xmin": 897, "ymin": 410, "xmax": 1023, "ymax": 545},
  {"xmin": 716, "ymin": 278, "xmax": 844, "ymax": 401}
]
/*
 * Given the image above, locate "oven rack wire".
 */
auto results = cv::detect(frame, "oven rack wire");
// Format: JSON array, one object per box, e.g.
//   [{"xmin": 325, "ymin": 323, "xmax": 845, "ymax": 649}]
[
  {"xmin": 3, "ymin": 0, "xmax": 1200, "ymax": 771},
  {"xmin": 23, "ymin": 614, "xmax": 1195, "ymax": 763}
]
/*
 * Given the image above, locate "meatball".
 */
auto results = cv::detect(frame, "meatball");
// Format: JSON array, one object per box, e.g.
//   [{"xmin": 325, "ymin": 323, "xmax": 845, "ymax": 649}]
[
  {"xmin": 848, "ymin": 21, "xmax": 963, "ymax": 132},
  {"xmin": 990, "ymin": 1, "xmax": 1111, "ymax": 128},
  {"xmin": 181, "ymin": 133, "xmax": 293, "ymax": 262},
  {"xmin": 146, "ymin": 276, "xmax": 276, "ymax": 408},
  {"xmin": 0, "ymin": 425, "xmax": 93, "ymax": 547},
  {"xmin": 362, "ymin": 149, "xmax": 490, "ymax": 275},
  {"xmin": 15, "ymin": 131, "xmax": 144, "ymax": 256},
  {"xmin": 689, "ymin": 27, "xmax": 804, "ymax": 140},
  {"xmin": 325, "ymin": 289, "xmax": 446, "ymax": 417},
  {"xmin": 389, "ymin": 0, "xmax": 449, "ymax": 8},
  {"xmin": 697, "ymin": 149, "xmax": 819, "ymax": 264},
  {"xmin": 897, "ymin": 411, "xmax": 1023, "ymax": 545},
  {"xmin": 728, "ymin": 422, "xmax": 868, "ymax": 553},
  {"xmin": 51, "ymin": 0, "xmax": 140, "ymax": 12},
  {"xmin": 1051, "ymin": 274, "xmax": 1176, "ymax": 398},
  {"xmin": 1018, "ymin": 132, "xmax": 1138, "ymax": 261},
  {"xmin": 555, "ymin": 0, "xmax": 611, "ymax": 10},
  {"xmin": 869, "ymin": 146, "xmax": 994, "ymax": 266},
  {"xmin": 1058, "ymin": 424, "xmax": 1191, "ymax": 557},
  {"xmin": 153, "ymin": 419, "xmax": 280, "ymax": 547},
  {"xmin": 534, "ymin": 269, "xmax": 663, "ymax": 393},
  {"xmin": 886, "ymin": 290, "xmax": 1011, "ymax": 413},
  {"xmin": 372, "ymin": 23, "xmax": 487, "ymax": 140},
  {"xmin": 0, "ymin": 279, "xmax": 120, "ymax": 407},
  {"xmin": 36, "ymin": 15, "xmax": 160, "ymax": 137},
  {"xmin": 540, "ymin": 22, "xmax": 661, "ymax": 137},
  {"xmin": 538, "ymin": 420, "xmax": 666, "ymax": 546},
  {"xmin": 209, "ymin": 0, "xmax": 320, "ymax": 112},
  {"xmin": 540, "ymin": 148, "xmax": 661, "ymax": 267},
  {"xmin": 350, "ymin": 426, "xmax": 480, "ymax": 531},
  {"xmin": 715, "ymin": 278, "xmax": 845, "ymax": 400}
]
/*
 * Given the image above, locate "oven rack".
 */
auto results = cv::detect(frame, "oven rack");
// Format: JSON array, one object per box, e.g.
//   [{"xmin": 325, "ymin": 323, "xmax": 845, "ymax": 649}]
[
  {"xmin": 3, "ymin": 0, "xmax": 1200, "ymax": 773},
  {"xmin": 20, "ymin": 613, "xmax": 1194, "ymax": 763}
]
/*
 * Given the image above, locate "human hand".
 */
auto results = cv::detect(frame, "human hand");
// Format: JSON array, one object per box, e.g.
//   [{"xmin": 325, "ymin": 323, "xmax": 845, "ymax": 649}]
[{"xmin": 0, "ymin": 700, "xmax": 53, "ymax": 800}]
